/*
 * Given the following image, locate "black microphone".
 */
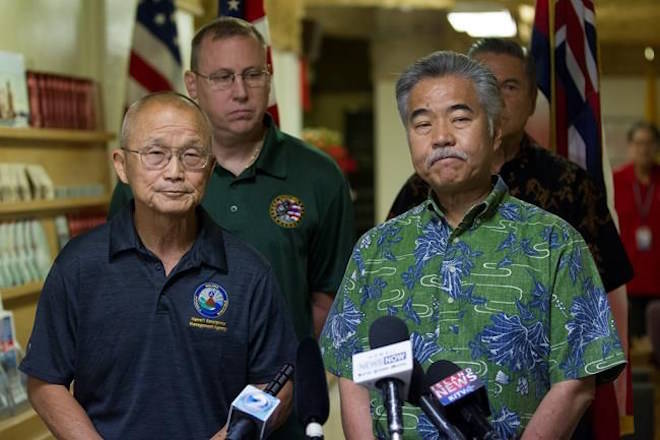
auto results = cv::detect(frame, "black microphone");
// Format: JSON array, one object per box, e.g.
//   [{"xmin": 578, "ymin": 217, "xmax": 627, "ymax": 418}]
[
  {"xmin": 406, "ymin": 361, "xmax": 466, "ymax": 440},
  {"xmin": 264, "ymin": 363, "xmax": 294, "ymax": 396},
  {"xmin": 426, "ymin": 360, "xmax": 494, "ymax": 440},
  {"xmin": 226, "ymin": 362, "xmax": 295, "ymax": 440},
  {"xmin": 368, "ymin": 316, "xmax": 412, "ymax": 440},
  {"xmin": 295, "ymin": 337, "xmax": 330, "ymax": 439}
]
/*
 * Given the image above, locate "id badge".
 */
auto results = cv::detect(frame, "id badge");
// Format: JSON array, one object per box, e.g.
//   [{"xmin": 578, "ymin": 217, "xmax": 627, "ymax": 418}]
[{"xmin": 636, "ymin": 226, "xmax": 652, "ymax": 251}]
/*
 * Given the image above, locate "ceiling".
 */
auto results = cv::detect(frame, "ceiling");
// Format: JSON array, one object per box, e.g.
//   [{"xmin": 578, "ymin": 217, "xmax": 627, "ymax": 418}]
[{"xmin": 302, "ymin": 0, "xmax": 660, "ymax": 75}]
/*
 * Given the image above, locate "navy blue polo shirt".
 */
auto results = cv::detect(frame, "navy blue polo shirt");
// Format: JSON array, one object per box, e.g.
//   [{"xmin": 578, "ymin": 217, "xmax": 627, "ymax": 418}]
[{"xmin": 20, "ymin": 204, "xmax": 297, "ymax": 439}]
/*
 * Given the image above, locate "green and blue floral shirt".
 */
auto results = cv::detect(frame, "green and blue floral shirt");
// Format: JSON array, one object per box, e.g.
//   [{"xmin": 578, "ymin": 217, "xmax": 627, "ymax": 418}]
[{"xmin": 320, "ymin": 177, "xmax": 625, "ymax": 439}]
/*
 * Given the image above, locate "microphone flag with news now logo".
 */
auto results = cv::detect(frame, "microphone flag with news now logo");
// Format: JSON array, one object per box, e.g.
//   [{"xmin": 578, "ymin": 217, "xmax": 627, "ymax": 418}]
[{"xmin": 352, "ymin": 339, "xmax": 413, "ymax": 400}]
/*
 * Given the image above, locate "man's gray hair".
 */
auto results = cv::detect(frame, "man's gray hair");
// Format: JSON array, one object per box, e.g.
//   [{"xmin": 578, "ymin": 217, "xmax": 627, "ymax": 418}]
[
  {"xmin": 395, "ymin": 51, "xmax": 502, "ymax": 137},
  {"xmin": 120, "ymin": 92, "xmax": 213, "ymax": 150}
]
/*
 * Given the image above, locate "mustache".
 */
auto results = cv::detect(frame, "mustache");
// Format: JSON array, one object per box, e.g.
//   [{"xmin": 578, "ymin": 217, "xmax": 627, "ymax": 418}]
[
  {"xmin": 156, "ymin": 186, "xmax": 193, "ymax": 193},
  {"xmin": 425, "ymin": 148, "xmax": 468, "ymax": 168}
]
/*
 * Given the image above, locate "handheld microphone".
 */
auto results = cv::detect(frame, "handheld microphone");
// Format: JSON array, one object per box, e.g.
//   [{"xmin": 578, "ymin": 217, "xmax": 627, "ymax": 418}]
[
  {"xmin": 426, "ymin": 360, "xmax": 494, "ymax": 439},
  {"xmin": 352, "ymin": 316, "xmax": 413, "ymax": 440},
  {"xmin": 295, "ymin": 337, "xmax": 330, "ymax": 439},
  {"xmin": 406, "ymin": 361, "xmax": 466, "ymax": 440},
  {"xmin": 226, "ymin": 363, "xmax": 294, "ymax": 440}
]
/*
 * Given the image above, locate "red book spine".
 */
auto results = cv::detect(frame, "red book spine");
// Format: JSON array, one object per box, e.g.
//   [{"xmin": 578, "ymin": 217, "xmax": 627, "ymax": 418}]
[
  {"xmin": 37, "ymin": 73, "xmax": 50, "ymax": 127},
  {"xmin": 26, "ymin": 71, "xmax": 42, "ymax": 128}
]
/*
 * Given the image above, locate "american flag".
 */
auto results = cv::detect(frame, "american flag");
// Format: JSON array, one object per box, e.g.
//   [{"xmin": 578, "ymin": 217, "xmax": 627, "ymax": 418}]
[
  {"xmin": 126, "ymin": 0, "xmax": 184, "ymax": 105},
  {"xmin": 219, "ymin": 0, "xmax": 279, "ymax": 123},
  {"xmin": 531, "ymin": 0, "xmax": 604, "ymax": 189}
]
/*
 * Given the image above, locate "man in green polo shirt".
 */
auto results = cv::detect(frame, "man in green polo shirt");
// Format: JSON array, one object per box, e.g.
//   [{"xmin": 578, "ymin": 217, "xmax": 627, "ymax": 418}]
[
  {"xmin": 110, "ymin": 17, "xmax": 354, "ymax": 341},
  {"xmin": 320, "ymin": 51, "xmax": 625, "ymax": 439},
  {"xmin": 109, "ymin": 17, "xmax": 354, "ymax": 440}
]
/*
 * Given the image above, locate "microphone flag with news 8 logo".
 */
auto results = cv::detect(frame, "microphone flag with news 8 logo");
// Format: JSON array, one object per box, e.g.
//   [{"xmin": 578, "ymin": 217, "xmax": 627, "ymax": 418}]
[{"xmin": 430, "ymin": 367, "xmax": 485, "ymax": 406}]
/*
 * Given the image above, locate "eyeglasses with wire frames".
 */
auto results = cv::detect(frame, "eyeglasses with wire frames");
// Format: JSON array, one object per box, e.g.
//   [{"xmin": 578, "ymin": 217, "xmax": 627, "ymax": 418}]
[
  {"xmin": 122, "ymin": 146, "xmax": 211, "ymax": 171},
  {"xmin": 191, "ymin": 68, "xmax": 270, "ymax": 91}
]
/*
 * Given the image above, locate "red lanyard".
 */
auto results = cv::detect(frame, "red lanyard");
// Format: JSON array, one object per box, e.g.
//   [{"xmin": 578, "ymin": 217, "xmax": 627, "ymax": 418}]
[{"xmin": 633, "ymin": 180, "xmax": 655, "ymax": 221}]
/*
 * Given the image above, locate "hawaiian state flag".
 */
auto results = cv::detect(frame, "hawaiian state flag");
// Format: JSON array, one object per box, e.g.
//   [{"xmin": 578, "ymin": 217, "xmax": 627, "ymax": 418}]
[
  {"xmin": 531, "ymin": 0, "xmax": 604, "ymax": 189},
  {"xmin": 531, "ymin": 1, "xmax": 632, "ymax": 437},
  {"xmin": 219, "ymin": 0, "xmax": 279, "ymax": 123},
  {"xmin": 127, "ymin": 0, "xmax": 184, "ymax": 105}
]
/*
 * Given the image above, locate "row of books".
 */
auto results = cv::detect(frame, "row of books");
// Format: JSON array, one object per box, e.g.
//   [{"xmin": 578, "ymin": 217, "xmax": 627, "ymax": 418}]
[
  {"xmin": 0, "ymin": 162, "xmax": 105, "ymax": 202},
  {"xmin": 0, "ymin": 220, "xmax": 50, "ymax": 289},
  {"xmin": 26, "ymin": 71, "xmax": 99, "ymax": 130},
  {"xmin": 0, "ymin": 163, "xmax": 53, "ymax": 202},
  {"xmin": 0, "ymin": 213, "xmax": 107, "ymax": 291},
  {"xmin": 55, "ymin": 212, "xmax": 106, "ymax": 250},
  {"xmin": 0, "ymin": 51, "xmax": 99, "ymax": 130}
]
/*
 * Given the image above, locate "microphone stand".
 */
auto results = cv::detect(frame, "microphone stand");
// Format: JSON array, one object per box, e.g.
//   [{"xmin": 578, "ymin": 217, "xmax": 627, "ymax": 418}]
[{"xmin": 380, "ymin": 380, "xmax": 404, "ymax": 440}]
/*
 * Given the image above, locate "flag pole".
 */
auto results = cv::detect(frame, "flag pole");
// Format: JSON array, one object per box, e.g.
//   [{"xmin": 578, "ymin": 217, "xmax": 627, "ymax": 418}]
[{"xmin": 549, "ymin": 0, "xmax": 557, "ymax": 153}]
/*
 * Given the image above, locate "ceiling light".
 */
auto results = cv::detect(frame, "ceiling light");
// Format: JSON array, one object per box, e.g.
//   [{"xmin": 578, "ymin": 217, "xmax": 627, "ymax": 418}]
[
  {"xmin": 447, "ymin": 2, "xmax": 517, "ymax": 38},
  {"xmin": 645, "ymin": 47, "xmax": 655, "ymax": 62}
]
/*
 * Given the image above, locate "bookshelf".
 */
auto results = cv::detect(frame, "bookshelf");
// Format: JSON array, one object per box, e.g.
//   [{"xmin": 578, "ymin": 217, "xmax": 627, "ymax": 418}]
[
  {"xmin": 0, "ymin": 127, "xmax": 114, "ymax": 439},
  {"xmin": 0, "ymin": 407, "xmax": 51, "ymax": 440},
  {"xmin": 0, "ymin": 127, "xmax": 114, "ymax": 143},
  {"xmin": 0, "ymin": 195, "xmax": 111, "ymax": 218}
]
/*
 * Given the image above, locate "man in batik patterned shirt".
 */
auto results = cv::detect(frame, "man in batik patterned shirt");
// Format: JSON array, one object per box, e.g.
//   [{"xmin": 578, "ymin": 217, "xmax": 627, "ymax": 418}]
[{"xmin": 320, "ymin": 51, "xmax": 625, "ymax": 439}]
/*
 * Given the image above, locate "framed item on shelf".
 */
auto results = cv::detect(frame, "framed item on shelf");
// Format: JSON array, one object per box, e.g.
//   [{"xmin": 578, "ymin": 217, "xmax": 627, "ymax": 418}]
[{"xmin": 0, "ymin": 51, "xmax": 29, "ymax": 128}]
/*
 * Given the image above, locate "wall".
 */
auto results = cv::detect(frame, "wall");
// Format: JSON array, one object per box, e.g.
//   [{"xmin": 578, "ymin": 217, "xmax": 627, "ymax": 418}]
[
  {"xmin": 601, "ymin": 76, "xmax": 660, "ymax": 169},
  {"xmin": 371, "ymin": 30, "xmax": 467, "ymax": 222}
]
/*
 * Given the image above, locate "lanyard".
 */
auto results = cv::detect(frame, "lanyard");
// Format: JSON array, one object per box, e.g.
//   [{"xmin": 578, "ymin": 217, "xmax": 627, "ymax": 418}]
[{"xmin": 633, "ymin": 180, "xmax": 655, "ymax": 221}]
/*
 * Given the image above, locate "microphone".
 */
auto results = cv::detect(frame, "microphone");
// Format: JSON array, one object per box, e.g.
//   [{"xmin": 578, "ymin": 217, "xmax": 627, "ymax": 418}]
[
  {"xmin": 426, "ymin": 360, "xmax": 494, "ymax": 439},
  {"xmin": 295, "ymin": 337, "xmax": 330, "ymax": 439},
  {"xmin": 352, "ymin": 316, "xmax": 413, "ymax": 440},
  {"xmin": 226, "ymin": 363, "xmax": 294, "ymax": 440},
  {"xmin": 406, "ymin": 361, "xmax": 466, "ymax": 440}
]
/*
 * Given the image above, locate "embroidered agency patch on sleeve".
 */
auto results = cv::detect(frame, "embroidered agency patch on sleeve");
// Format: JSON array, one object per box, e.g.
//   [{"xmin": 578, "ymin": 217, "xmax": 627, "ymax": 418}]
[{"xmin": 269, "ymin": 194, "xmax": 305, "ymax": 228}]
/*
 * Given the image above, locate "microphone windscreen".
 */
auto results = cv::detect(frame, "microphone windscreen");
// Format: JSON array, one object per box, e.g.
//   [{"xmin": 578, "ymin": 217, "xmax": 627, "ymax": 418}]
[
  {"xmin": 425, "ymin": 360, "xmax": 461, "ymax": 388},
  {"xmin": 406, "ymin": 360, "xmax": 425, "ymax": 405},
  {"xmin": 295, "ymin": 336, "xmax": 330, "ymax": 425},
  {"xmin": 368, "ymin": 316, "xmax": 410, "ymax": 349}
]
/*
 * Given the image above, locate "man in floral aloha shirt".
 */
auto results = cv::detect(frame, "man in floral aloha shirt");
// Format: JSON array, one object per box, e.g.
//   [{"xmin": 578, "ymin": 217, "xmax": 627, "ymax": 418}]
[{"xmin": 320, "ymin": 51, "xmax": 625, "ymax": 440}]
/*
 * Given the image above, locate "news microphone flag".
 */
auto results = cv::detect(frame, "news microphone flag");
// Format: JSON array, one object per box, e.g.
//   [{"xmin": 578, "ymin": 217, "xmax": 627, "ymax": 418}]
[
  {"xmin": 228, "ymin": 385, "xmax": 280, "ymax": 439},
  {"xmin": 218, "ymin": 0, "xmax": 279, "ymax": 124},
  {"xmin": 226, "ymin": 362, "xmax": 294, "ymax": 440},
  {"xmin": 429, "ymin": 367, "xmax": 486, "ymax": 407},
  {"xmin": 127, "ymin": 0, "xmax": 184, "ymax": 105},
  {"xmin": 352, "ymin": 340, "xmax": 414, "ymax": 400}
]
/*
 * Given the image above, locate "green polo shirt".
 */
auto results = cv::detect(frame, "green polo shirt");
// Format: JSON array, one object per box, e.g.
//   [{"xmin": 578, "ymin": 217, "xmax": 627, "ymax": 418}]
[
  {"xmin": 320, "ymin": 177, "xmax": 625, "ymax": 439},
  {"xmin": 109, "ymin": 117, "xmax": 355, "ymax": 340}
]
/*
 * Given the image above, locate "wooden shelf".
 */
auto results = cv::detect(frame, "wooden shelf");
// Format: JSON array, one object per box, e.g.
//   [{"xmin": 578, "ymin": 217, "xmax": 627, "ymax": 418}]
[
  {"xmin": 0, "ymin": 195, "xmax": 110, "ymax": 218},
  {"xmin": 0, "ymin": 407, "xmax": 51, "ymax": 439},
  {"xmin": 1, "ymin": 281, "xmax": 43, "ymax": 302},
  {"xmin": 0, "ymin": 127, "xmax": 115, "ymax": 143}
]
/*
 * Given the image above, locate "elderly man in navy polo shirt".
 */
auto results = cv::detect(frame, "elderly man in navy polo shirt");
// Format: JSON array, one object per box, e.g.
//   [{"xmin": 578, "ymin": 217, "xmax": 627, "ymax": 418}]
[{"xmin": 20, "ymin": 92, "xmax": 296, "ymax": 439}]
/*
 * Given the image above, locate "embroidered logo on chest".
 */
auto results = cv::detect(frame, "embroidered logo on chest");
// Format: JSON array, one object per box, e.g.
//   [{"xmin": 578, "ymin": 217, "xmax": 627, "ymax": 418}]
[
  {"xmin": 193, "ymin": 282, "xmax": 229, "ymax": 319},
  {"xmin": 269, "ymin": 194, "xmax": 305, "ymax": 228}
]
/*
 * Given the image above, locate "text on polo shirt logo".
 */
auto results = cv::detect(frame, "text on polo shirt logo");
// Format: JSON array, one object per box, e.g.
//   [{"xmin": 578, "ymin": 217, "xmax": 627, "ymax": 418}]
[{"xmin": 269, "ymin": 194, "xmax": 305, "ymax": 228}]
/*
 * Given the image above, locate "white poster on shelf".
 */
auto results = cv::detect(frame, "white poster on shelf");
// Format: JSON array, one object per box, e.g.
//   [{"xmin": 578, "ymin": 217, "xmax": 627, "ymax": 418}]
[{"xmin": 0, "ymin": 51, "xmax": 29, "ymax": 128}]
